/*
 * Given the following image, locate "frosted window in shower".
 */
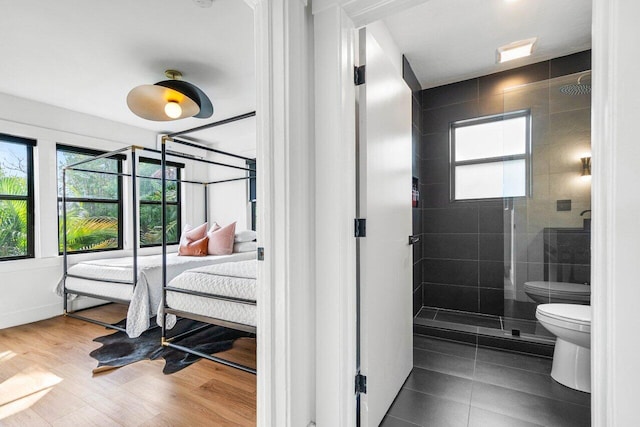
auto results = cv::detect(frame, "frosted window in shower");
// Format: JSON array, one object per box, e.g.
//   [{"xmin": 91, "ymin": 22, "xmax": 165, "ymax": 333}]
[
  {"xmin": 455, "ymin": 116, "xmax": 527, "ymax": 161},
  {"xmin": 455, "ymin": 160, "xmax": 527, "ymax": 200},
  {"xmin": 451, "ymin": 111, "xmax": 530, "ymax": 201}
]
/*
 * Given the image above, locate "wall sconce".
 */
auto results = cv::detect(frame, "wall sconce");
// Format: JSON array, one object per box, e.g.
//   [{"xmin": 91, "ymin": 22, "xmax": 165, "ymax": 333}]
[{"xmin": 581, "ymin": 156, "xmax": 591, "ymax": 177}]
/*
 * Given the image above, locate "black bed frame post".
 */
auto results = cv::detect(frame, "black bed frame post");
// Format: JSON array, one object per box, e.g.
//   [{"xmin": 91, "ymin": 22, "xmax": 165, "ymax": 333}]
[
  {"xmin": 161, "ymin": 136, "xmax": 168, "ymax": 343},
  {"xmin": 204, "ymin": 183, "xmax": 209, "ymax": 225},
  {"xmin": 58, "ymin": 146, "xmax": 133, "ymax": 333},
  {"xmin": 131, "ymin": 147, "xmax": 138, "ymax": 288},
  {"xmin": 62, "ymin": 167, "xmax": 69, "ymax": 314}
]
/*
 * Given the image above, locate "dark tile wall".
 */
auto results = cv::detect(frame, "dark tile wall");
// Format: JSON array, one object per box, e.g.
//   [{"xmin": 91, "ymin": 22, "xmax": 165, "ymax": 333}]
[
  {"xmin": 403, "ymin": 55, "xmax": 423, "ymax": 316},
  {"xmin": 544, "ymin": 228, "xmax": 591, "ymax": 285},
  {"xmin": 416, "ymin": 51, "xmax": 591, "ymax": 316}
]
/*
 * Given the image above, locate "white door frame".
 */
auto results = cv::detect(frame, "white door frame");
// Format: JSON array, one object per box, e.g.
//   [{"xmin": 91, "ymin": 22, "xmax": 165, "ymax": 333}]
[
  {"xmin": 313, "ymin": 4, "xmax": 358, "ymax": 427},
  {"xmin": 313, "ymin": 3, "xmax": 438, "ymax": 425},
  {"xmin": 590, "ymin": 1, "xmax": 640, "ymax": 425},
  {"xmin": 247, "ymin": 1, "xmax": 316, "ymax": 426},
  {"xmin": 312, "ymin": 0, "xmax": 635, "ymax": 426}
]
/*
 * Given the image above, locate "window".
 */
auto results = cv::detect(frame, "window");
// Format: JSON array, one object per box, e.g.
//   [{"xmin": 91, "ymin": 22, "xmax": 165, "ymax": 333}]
[
  {"xmin": 247, "ymin": 159, "xmax": 256, "ymax": 231},
  {"xmin": 450, "ymin": 111, "xmax": 530, "ymax": 201},
  {"xmin": 57, "ymin": 145, "xmax": 124, "ymax": 253},
  {"xmin": 0, "ymin": 134, "xmax": 35, "ymax": 260},
  {"xmin": 138, "ymin": 158, "xmax": 183, "ymax": 246}
]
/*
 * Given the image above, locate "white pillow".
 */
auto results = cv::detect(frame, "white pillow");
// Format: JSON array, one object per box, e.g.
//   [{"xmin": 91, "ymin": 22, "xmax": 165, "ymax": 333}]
[
  {"xmin": 234, "ymin": 241, "xmax": 257, "ymax": 253},
  {"xmin": 235, "ymin": 230, "xmax": 257, "ymax": 243}
]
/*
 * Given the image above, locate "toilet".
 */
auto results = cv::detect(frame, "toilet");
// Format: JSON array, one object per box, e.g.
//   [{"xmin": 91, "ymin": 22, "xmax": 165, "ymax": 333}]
[
  {"xmin": 536, "ymin": 303, "xmax": 591, "ymax": 393},
  {"xmin": 524, "ymin": 281, "xmax": 590, "ymax": 304}
]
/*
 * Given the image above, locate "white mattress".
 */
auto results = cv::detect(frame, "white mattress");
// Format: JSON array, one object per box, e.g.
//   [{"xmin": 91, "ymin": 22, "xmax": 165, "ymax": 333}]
[
  {"xmin": 56, "ymin": 251, "xmax": 256, "ymax": 337},
  {"xmin": 160, "ymin": 259, "xmax": 257, "ymax": 329}
]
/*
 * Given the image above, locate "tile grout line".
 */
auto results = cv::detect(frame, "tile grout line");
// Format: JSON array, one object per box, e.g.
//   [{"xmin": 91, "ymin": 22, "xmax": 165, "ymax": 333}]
[
  {"xmin": 477, "ymin": 207, "xmax": 480, "ymax": 316},
  {"xmin": 384, "ymin": 413, "xmax": 422, "ymax": 427},
  {"xmin": 468, "ymin": 377, "xmax": 592, "ymax": 410},
  {"xmin": 475, "ymin": 361, "xmax": 552, "ymax": 376},
  {"xmin": 471, "ymin": 344, "xmax": 591, "ymax": 408},
  {"xmin": 475, "ymin": 342, "xmax": 553, "ymax": 361},
  {"xmin": 402, "ymin": 382, "xmax": 474, "ymax": 407},
  {"xmin": 413, "ymin": 341, "xmax": 477, "ymax": 361},
  {"xmin": 466, "ymin": 342, "xmax": 479, "ymax": 427}
]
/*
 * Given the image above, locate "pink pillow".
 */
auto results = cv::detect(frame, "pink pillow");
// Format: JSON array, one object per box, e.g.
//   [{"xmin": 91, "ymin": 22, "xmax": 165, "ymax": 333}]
[
  {"xmin": 178, "ymin": 236, "xmax": 209, "ymax": 256},
  {"xmin": 209, "ymin": 222, "xmax": 221, "ymax": 233},
  {"xmin": 207, "ymin": 222, "xmax": 237, "ymax": 255},
  {"xmin": 179, "ymin": 223, "xmax": 208, "ymax": 246}
]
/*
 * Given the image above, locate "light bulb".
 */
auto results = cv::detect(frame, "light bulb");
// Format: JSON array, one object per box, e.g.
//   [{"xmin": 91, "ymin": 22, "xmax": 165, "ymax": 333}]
[{"xmin": 164, "ymin": 101, "xmax": 182, "ymax": 119}]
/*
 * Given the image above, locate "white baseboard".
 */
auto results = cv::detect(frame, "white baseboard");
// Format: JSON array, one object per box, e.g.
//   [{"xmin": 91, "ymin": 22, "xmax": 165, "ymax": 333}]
[
  {"xmin": 0, "ymin": 302, "xmax": 62, "ymax": 329},
  {"xmin": 0, "ymin": 296, "xmax": 118, "ymax": 330},
  {"xmin": 68, "ymin": 296, "xmax": 113, "ymax": 311}
]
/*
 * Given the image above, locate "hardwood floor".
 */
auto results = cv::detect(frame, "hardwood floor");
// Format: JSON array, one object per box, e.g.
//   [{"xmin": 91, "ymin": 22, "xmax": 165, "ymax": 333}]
[{"xmin": 0, "ymin": 304, "xmax": 256, "ymax": 426}]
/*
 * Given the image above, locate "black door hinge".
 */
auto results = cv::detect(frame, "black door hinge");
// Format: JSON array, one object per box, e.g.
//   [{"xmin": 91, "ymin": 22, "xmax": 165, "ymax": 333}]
[
  {"xmin": 354, "ymin": 65, "xmax": 366, "ymax": 86},
  {"xmin": 355, "ymin": 373, "xmax": 367, "ymax": 394},
  {"xmin": 354, "ymin": 218, "xmax": 367, "ymax": 237},
  {"xmin": 257, "ymin": 247, "xmax": 264, "ymax": 261}
]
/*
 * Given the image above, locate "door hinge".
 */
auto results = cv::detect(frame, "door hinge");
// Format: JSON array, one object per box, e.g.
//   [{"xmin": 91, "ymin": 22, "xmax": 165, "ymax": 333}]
[
  {"xmin": 354, "ymin": 65, "xmax": 366, "ymax": 86},
  {"xmin": 355, "ymin": 373, "xmax": 367, "ymax": 394},
  {"xmin": 257, "ymin": 247, "xmax": 264, "ymax": 261},
  {"xmin": 354, "ymin": 218, "xmax": 367, "ymax": 237}
]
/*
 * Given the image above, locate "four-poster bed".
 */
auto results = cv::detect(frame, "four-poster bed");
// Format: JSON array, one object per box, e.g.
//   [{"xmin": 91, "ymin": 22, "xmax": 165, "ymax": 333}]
[{"xmin": 58, "ymin": 112, "xmax": 258, "ymax": 373}]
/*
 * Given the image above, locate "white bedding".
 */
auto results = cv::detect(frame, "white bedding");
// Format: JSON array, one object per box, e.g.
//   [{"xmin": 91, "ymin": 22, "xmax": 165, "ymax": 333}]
[
  {"xmin": 56, "ymin": 251, "xmax": 256, "ymax": 337},
  {"xmin": 159, "ymin": 259, "xmax": 257, "ymax": 329}
]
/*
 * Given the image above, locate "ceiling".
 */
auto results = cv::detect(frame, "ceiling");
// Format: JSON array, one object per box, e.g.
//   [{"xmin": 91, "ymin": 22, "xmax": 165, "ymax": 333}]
[
  {"xmin": 0, "ymin": 0, "xmax": 255, "ymax": 152},
  {"xmin": 0, "ymin": 0, "xmax": 592, "ymax": 151},
  {"xmin": 383, "ymin": 0, "xmax": 592, "ymax": 89},
  {"xmin": 177, "ymin": 115, "xmax": 256, "ymax": 155}
]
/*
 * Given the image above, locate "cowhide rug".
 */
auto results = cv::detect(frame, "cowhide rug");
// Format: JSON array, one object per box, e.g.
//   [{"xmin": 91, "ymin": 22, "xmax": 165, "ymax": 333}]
[{"xmin": 89, "ymin": 318, "xmax": 252, "ymax": 374}]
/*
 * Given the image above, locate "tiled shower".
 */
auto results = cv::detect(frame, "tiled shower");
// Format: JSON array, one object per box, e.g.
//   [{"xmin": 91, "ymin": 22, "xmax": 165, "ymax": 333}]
[{"xmin": 409, "ymin": 51, "xmax": 592, "ymax": 354}]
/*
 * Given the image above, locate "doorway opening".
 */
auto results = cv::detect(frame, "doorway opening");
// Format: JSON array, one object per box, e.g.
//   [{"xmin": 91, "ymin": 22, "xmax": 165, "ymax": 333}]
[{"xmin": 355, "ymin": 1, "xmax": 593, "ymax": 425}]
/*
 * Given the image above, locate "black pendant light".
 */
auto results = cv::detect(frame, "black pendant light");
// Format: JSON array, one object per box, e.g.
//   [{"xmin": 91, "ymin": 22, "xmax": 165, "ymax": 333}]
[{"xmin": 127, "ymin": 70, "xmax": 213, "ymax": 121}]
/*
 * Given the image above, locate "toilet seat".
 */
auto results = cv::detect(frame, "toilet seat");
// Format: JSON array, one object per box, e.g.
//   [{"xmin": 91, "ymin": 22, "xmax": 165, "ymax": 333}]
[
  {"xmin": 536, "ymin": 304, "xmax": 591, "ymax": 332},
  {"xmin": 524, "ymin": 281, "xmax": 591, "ymax": 304}
]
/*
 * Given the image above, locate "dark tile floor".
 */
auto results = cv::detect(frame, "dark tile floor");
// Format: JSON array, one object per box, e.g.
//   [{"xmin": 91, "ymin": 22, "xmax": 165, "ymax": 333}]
[{"xmin": 381, "ymin": 335, "xmax": 591, "ymax": 427}]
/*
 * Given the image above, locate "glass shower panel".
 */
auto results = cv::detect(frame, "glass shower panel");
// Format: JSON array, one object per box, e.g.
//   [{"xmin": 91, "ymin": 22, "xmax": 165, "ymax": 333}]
[{"xmin": 502, "ymin": 72, "xmax": 592, "ymax": 336}]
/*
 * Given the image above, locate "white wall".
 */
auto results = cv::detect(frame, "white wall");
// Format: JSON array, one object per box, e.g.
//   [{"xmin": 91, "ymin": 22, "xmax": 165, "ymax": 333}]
[
  {"xmin": 0, "ymin": 93, "xmax": 153, "ymax": 328},
  {"xmin": 207, "ymin": 152, "xmax": 253, "ymax": 231},
  {"xmin": 0, "ymin": 92, "xmax": 211, "ymax": 329}
]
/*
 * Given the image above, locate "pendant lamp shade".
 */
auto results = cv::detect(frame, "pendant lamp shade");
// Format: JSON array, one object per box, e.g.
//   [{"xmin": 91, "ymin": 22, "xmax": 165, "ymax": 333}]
[{"xmin": 127, "ymin": 70, "xmax": 213, "ymax": 121}]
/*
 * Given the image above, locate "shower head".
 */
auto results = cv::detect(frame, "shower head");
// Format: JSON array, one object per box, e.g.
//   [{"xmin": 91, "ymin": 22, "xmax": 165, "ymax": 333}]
[
  {"xmin": 559, "ymin": 83, "xmax": 591, "ymax": 95},
  {"xmin": 559, "ymin": 72, "xmax": 591, "ymax": 96}
]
